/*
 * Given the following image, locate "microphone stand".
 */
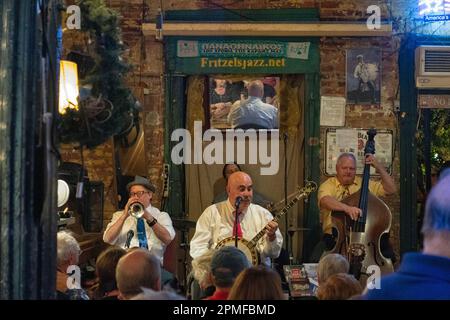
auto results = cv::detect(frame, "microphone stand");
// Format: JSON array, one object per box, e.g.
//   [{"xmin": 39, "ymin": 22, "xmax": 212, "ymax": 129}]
[
  {"xmin": 235, "ymin": 200, "xmax": 240, "ymax": 248},
  {"xmin": 125, "ymin": 230, "xmax": 134, "ymax": 249},
  {"xmin": 283, "ymin": 132, "xmax": 292, "ymax": 264}
]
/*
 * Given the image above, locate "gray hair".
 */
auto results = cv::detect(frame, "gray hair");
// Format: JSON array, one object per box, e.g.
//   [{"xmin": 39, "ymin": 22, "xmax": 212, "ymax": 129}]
[
  {"xmin": 247, "ymin": 80, "xmax": 264, "ymax": 98},
  {"xmin": 191, "ymin": 249, "xmax": 215, "ymax": 289},
  {"xmin": 317, "ymin": 253, "xmax": 349, "ymax": 284},
  {"xmin": 132, "ymin": 287, "xmax": 186, "ymax": 300},
  {"xmin": 336, "ymin": 153, "xmax": 357, "ymax": 166},
  {"xmin": 57, "ymin": 231, "xmax": 80, "ymax": 267},
  {"xmin": 422, "ymin": 175, "xmax": 450, "ymax": 236}
]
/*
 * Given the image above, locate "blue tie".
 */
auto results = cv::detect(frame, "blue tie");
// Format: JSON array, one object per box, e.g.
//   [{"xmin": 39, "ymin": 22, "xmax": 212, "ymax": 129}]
[{"xmin": 136, "ymin": 218, "xmax": 148, "ymax": 249}]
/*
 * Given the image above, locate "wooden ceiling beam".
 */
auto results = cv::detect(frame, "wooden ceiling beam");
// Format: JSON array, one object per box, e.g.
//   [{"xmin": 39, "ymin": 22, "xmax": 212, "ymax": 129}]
[{"xmin": 142, "ymin": 22, "xmax": 392, "ymax": 37}]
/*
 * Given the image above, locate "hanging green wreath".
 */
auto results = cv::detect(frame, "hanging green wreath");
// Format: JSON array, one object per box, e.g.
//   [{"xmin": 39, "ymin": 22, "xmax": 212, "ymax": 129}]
[{"xmin": 58, "ymin": 0, "xmax": 139, "ymax": 148}]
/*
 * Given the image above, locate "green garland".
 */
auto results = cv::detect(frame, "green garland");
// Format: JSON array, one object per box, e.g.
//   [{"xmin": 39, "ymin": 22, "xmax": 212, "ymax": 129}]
[{"xmin": 58, "ymin": 0, "xmax": 139, "ymax": 148}]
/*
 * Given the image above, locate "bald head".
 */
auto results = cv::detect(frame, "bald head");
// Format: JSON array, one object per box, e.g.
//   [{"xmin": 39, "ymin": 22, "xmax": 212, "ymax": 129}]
[
  {"xmin": 116, "ymin": 249, "xmax": 161, "ymax": 299},
  {"xmin": 247, "ymin": 80, "xmax": 264, "ymax": 98},
  {"xmin": 227, "ymin": 171, "xmax": 253, "ymax": 210},
  {"xmin": 422, "ymin": 175, "xmax": 450, "ymax": 258}
]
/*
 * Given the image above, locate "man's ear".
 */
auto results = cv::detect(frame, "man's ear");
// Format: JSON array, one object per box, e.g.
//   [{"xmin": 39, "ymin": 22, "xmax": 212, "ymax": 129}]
[
  {"xmin": 208, "ymin": 272, "xmax": 215, "ymax": 286},
  {"xmin": 68, "ymin": 252, "xmax": 78, "ymax": 266},
  {"xmin": 155, "ymin": 278, "xmax": 161, "ymax": 291}
]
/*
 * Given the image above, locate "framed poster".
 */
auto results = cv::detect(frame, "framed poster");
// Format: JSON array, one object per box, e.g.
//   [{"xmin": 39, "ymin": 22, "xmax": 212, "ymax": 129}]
[
  {"xmin": 325, "ymin": 128, "xmax": 393, "ymax": 176},
  {"xmin": 320, "ymin": 96, "xmax": 346, "ymax": 127},
  {"xmin": 208, "ymin": 76, "xmax": 280, "ymax": 130},
  {"xmin": 346, "ymin": 48, "xmax": 381, "ymax": 105}
]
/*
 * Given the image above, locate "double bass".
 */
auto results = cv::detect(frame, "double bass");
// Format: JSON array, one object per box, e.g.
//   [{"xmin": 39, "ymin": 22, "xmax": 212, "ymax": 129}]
[{"xmin": 329, "ymin": 129, "xmax": 394, "ymax": 281}]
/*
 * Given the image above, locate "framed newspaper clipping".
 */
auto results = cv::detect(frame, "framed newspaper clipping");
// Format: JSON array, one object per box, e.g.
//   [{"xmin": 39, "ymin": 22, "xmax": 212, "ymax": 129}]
[{"xmin": 324, "ymin": 128, "xmax": 393, "ymax": 176}]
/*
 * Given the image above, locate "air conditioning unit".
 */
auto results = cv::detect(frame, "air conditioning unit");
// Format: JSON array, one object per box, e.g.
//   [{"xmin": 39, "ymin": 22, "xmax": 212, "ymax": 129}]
[{"xmin": 415, "ymin": 46, "xmax": 450, "ymax": 89}]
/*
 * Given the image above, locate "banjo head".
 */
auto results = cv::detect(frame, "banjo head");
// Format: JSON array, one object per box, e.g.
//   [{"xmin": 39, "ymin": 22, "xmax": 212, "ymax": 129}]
[{"xmin": 215, "ymin": 237, "xmax": 259, "ymax": 266}]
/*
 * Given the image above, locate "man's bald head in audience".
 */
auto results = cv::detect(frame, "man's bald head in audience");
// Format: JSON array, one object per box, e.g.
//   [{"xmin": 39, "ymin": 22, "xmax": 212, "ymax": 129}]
[{"xmin": 116, "ymin": 248, "xmax": 161, "ymax": 299}]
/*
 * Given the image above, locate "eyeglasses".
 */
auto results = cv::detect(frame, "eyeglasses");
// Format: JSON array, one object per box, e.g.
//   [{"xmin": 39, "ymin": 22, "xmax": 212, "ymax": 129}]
[{"xmin": 129, "ymin": 191, "xmax": 149, "ymax": 198}]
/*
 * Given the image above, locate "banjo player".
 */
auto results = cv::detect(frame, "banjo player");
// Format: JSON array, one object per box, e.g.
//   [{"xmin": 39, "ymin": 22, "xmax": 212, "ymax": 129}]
[{"xmin": 189, "ymin": 171, "xmax": 283, "ymax": 267}]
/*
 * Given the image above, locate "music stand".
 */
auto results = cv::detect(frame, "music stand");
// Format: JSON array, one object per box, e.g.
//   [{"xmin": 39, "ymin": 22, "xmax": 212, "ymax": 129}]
[
  {"xmin": 172, "ymin": 218, "xmax": 196, "ymax": 294},
  {"xmin": 283, "ymin": 133, "xmax": 290, "ymax": 261}
]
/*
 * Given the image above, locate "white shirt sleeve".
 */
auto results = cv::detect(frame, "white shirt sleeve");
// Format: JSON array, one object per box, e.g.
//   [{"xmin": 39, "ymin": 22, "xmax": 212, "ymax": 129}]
[
  {"xmin": 272, "ymin": 108, "xmax": 279, "ymax": 129},
  {"xmin": 189, "ymin": 206, "xmax": 215, "ymax": 260},
  {"xmin": 260, "ymin": 209, "xmax": 283, "ymax": 260},
  {"xmin": 102, "ymin": 210, "xmax": 125, "ymax": 244},
  {"xmin": 153, "ymin": 209, "xmax": 176, "ymax": 241},
  {"xmin": 354, "ymin": 64, "xmax": 361, "ymax": 78}
]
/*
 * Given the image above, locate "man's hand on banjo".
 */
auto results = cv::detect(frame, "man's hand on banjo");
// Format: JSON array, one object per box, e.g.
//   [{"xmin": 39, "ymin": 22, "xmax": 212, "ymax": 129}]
[{"xmin": 266, "ymin": 221, "xmax": 278, "ymax": 242}]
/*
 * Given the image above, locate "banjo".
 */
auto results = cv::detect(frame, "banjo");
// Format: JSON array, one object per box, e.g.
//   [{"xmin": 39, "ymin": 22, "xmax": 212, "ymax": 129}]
[{"xmin": 215, "ymin": 181, "xmax": 317, "ymax": 265}]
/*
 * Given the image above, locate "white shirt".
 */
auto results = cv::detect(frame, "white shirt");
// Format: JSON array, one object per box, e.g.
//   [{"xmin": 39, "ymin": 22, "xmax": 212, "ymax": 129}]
[
  {"xmin": 228, "ymin": 96, "xmax": 279, "ymax": 129},
  {"xmin": 103, "ymin": 205, "xmax": 176, "ymax": 265},
  {"xmin": 189, "ymin": 200, "xmax": 283, "ymax": 266},
  {"xmin": 354, "ymin": 62, "xmax": 370, "ymax": 83}
]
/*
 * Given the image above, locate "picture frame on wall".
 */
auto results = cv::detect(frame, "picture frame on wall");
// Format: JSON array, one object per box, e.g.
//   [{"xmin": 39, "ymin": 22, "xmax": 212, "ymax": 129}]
[
  {"xmin": 346, "ymin": 48, "xmax": 381, "ymax": 105},
  {"xmin": 208, "ymin": 76, "xmax": 280, "ymax": 130}
]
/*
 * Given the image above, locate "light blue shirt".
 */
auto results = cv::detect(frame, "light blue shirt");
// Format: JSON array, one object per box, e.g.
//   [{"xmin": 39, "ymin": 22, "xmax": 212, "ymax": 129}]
[{"xmin": 228, "ymin": 96, "xmax": 278, "ymax": 129}]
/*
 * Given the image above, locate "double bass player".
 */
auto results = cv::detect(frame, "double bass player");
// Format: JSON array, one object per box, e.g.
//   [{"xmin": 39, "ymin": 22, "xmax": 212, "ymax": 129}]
[{"xmin": 317, "ymin": 152, "xmax": 397, "ymax": 262}]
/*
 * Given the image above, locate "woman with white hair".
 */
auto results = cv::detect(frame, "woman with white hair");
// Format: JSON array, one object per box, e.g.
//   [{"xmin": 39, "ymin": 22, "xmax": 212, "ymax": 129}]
[
  {"xmin": 189, "ymin": 249, "xmax": 216, "ymax": 300},
  {"xmin": 56, "ymin": 231, "xmax": 89, "ymax": 300}
]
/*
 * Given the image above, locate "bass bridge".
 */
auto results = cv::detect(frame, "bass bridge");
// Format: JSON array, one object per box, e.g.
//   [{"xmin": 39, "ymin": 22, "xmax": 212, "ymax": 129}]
[{"xmin": 347, "ymin": 243, "xmax": 366, "ymax": 280}]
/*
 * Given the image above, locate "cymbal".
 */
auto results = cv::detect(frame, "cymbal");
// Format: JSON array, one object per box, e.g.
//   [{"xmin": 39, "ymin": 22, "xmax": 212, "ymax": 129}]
[
  {"xmin": 172, "ymin": 218, "xmax": 197, "ymax": 230},
  {"xmin": 287, "ymin": 227, "xmax": 311, "ymax": 232}
]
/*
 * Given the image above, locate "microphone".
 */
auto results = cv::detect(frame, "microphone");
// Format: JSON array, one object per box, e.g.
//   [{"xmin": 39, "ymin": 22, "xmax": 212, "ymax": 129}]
[
  {"xmin": 125, "ymin": 230, "xmax": 134, "ymax": 249},
  {"xmin": 235, "ymin": 196, "xmax": 242, "ymax": 208},
  {"xmin": 234, "ymin": 196, "xmax": 243, "ymax": 248}
]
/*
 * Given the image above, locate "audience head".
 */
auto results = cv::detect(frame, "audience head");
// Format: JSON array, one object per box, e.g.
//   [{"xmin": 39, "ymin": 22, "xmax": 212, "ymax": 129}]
[
  {"xmin": 438, "ymin": 161, "xmax": 450, "ymax": 180},
  {"xmin": 247, "ymin": 80, "xmax": 264, "ymax": 98},
  {"xmin": 57, "ymin": 231, "xmax": 81, "ymax": 268},
  {"xmin": 317, "ymin": 253, "xmax": 350, "ymax": 285},
  {"xmin": 94, "ymin": 246, "xmax": 126, "ymax": 297},
  {"xmin": 116, "ymin": 249, "xmax": 161, "ymax": 299},
  {"xmin": 191, "ymin": 249, "xmax": 215, "ymax": 290},
  {"xmin": 316, "ymin": 273, "xmax": 362, "ymax": 300},
  {"xmin": 210, "ymin": 246, "xmax": 250, "ymax": 289},
  {"xmin": 132, "ymin": 288, "xmax": 186, "ymax": 300},
  {"xmin": 228, "ymin": 266, "xmax": 285, "ymax": 300},
  {"xmin": 421, "ymin": 175, "xmax": 450, "ymax": 257}
]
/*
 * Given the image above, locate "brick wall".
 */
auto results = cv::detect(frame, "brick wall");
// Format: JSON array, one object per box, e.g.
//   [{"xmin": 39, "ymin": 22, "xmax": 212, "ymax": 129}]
[
  {"xmin": 62, "ymin": 0, "xmax": 166, "ymax": 215},
  {"xmin": 320, "ymin": 36, "xmax": 401, "ymax": 257},
  {"xmin": 59, "ymin": 140, "xmax": 118, "ymax": 226},
  {"xmin": 117, "ymin": 2, "xmax": 166, "ymax": 208},
  {"xmin": 62, "ymin": 0, "xmax": 401, "ymax": 255}
]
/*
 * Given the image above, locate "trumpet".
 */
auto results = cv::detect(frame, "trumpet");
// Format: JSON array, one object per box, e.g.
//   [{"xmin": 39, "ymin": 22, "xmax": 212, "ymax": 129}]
[{"xmin": 129, "ymin": 202, "xmax": 145, "ymax": 218}]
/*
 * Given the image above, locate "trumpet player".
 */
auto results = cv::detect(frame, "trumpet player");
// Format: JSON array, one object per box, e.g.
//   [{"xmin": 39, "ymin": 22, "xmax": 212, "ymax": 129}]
[{"xmin": 103, "ymin": 176, "xmax": 175, "ymax": 266}]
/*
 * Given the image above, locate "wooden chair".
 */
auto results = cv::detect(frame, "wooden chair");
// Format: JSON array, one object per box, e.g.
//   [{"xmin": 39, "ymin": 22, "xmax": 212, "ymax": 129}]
[{"xmin": 163, "ymin": 234, "xmax": 178, "ymax": 274}]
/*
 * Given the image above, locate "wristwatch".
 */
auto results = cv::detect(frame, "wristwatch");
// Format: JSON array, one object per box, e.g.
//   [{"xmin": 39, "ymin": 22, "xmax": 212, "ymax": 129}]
[{"xmin": 146, "ymin": 217, "xmax": 158, "ymax": 227}]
